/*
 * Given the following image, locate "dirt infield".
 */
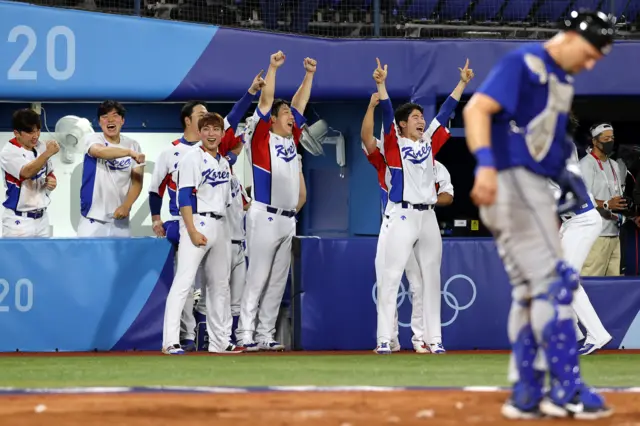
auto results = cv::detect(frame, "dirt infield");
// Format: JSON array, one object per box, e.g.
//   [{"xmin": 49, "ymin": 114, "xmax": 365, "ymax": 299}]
[{"xmin": 1, "ymin": 390, "xmax": 638, "ymax": 425}]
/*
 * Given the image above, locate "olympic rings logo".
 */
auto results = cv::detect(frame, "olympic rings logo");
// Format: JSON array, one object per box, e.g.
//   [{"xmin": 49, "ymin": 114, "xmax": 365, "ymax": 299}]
[{"xmin": 371, "ymin": 274, "xmax": 477, "ymax": 328}]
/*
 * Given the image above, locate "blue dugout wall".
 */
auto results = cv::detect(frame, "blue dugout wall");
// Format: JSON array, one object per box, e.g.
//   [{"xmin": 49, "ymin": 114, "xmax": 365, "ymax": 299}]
[{"xmin": 0, "ymin": 2, "xmax": 639, "ymax": 352}]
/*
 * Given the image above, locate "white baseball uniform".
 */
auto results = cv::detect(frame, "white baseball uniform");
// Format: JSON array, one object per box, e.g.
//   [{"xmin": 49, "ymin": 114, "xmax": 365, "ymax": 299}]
[
  {"xmin": 162, "ymin": 146, "xmax": 233, "ymax": 353},
  {"xmin": 236, "ymin": 107, "xmax": 304, "ymax": 347},
  {"xmin": 78, "ymin": 133, "xmax": 142, "ymax": 237},
  {"xmin": 375, "ymin": 98, "xmax": 450, "ymax": 348},
  {"xmin": 0, "ymin": 138, "xmax": 54, "ymax": 237},
  {"xmin": 149, "ymin": 137, "xmax": 203, "ymax": 343},
  {"xmin": 550, "ymin": 145, "xmax": 611, "ymax": 347}
]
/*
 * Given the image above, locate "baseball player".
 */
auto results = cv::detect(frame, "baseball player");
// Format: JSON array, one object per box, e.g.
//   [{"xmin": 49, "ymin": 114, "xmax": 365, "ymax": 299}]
[
  {"xmin": 1, "ymin": 109, "xmax": 59, "ymax": 237},
  {"xmin": 369, "ymin": 58, "xmax": 473, "ymax": 355},
  {"xmin": 149, "ymin": 74, "xmax": 266, "ymax": 350},
  {"xmin": 226, "ymin": 173, "xmax": 251, "ymax": 343},
  {"xmin": 463, "ymin": 11, "xmax": 613, "ymax": 419},
  {"xmin": 163, "ymin": 112, "xmax": 243, "ymax": 355},
  {"xmin": 236, "ymin": 51, "xmax": 315, "ymax": 351},
  {"xmin": 78, "ymin": 101, "xmax": 145, "ymax": 237},
  {"xmin": 360, "ymin": 93, "xmax": 457, "ymax": 354},
  {"xmin": 550, "ymin": 119, "xmax": 612, "ymax": 356}
]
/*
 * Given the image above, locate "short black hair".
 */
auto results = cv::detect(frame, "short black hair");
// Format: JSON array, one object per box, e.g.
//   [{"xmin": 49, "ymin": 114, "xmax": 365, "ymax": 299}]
[
  {"xmin": 97, "ymin": 100, "xmax": 126, "ymax": 119},
  {"xmin": 181, "ymin": 101, "xmax": 208, "ymax": 130},
  {"xmin": 272, "ymin": 99, "xmax": 290, "ymax": 117},
  {"xmin": 12, "ymin": 108, "xmax": 41, "ymax": 133},
  {"xmin": 394, "ymin": 103, "xmax": 423, "ymax": 126}
]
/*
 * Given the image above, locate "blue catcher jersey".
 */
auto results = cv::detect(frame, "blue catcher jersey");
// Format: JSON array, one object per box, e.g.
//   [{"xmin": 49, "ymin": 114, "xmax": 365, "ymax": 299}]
[{"xmin": 476, "ymin": 43, "xmax": 575, "ymax": 178}]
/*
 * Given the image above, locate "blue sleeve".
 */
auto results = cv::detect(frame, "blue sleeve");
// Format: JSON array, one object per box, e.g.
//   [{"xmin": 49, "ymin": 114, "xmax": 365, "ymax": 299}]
[
  {"xmin": 178, "ymin": 187, "xmax": 195, "ymax": 210},
  {"xmin": 227, "ymin": 91, "xmax": 255, "ymax": 130},
  {"xmin": 435, "ymin": 96, "xmax": 458, "ymax": 126},
  {"xmin": 291, "ymin": 107, "xmax": 307, "ymax": 128},
  {"xmin": 380, "ymin": 98, "xmax": 394, "ymax": 135},
  {"xmin": 149, "ymin": 192, "xmax": 162, "ymax": 216},
  {"xmin": 476, "ymin": 53, "xmax": 524, "ymax": 115},
  {"xmin": 225, "ymin": 151, "xmax": 238, "ymax": 166}
]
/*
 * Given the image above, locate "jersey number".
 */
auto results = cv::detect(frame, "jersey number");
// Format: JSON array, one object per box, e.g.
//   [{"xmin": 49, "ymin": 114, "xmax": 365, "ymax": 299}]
[{"xmin": 7, "ymin": 25, "xmax": 76, "ymax": 81}]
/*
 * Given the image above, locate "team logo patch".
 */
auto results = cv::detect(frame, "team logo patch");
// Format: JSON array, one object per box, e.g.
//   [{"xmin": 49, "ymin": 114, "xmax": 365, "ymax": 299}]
[
  {"xmin": 401, "ymin": 144, "xmax": 432, "ymax": 164},
  {"xmin": 275, "ymin": 144, "xmax": 297, "ymax": 162}
]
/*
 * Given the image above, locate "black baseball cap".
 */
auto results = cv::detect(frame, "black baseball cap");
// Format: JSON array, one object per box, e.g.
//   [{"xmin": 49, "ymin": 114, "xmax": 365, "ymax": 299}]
[{"xmin": 563, "ymin": 10, "xmax": 615, "ymax": 54}]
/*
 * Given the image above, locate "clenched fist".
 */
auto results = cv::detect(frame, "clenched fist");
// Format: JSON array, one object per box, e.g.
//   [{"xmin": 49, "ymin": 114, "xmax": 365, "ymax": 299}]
[
  {"xmin": 270, "ymin": 51, "xmax": 286, "ymax": 68},
  {"xmin": 304, "ymin": 57, "xmax": 317, "ymax": 73},
  {"xmin": 45, "ymin": 140, "xmax": 60, "ymax": 155}
]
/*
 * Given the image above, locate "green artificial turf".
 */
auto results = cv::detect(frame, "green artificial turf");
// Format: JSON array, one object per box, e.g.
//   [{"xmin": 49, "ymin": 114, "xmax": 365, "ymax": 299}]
[{"xmin": 0, "ymin": 353, "xmax": 638, "ymax": 388}]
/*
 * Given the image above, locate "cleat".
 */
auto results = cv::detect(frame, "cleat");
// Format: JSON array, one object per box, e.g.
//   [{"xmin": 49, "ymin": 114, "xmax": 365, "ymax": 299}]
[
  {"xmin": 258, "ymin": 340, "xmax": 285, "ymax": 351},
  {"xmin": 429, "ymin": 343, "xmax": 446, "ymax": 354},
  {"xmin": 540, "ymin": 386, "xmax": 614, "ymax": 420},
  {"xmin": 501, "ymin": 399, "xmax": 545, "ymax": 420},
  {"xmin": 374, "ymin": 342, "xmax": 392, "ymax": 354},
  {"xmin": 162, "ymin": 344, "xmax": 185, "ymax": 355},
  {"xmin": 180, "ymin": 339, "xmax": 196, "ymax": 352},
  {"xmin": 413, "ymin": 341, "xmax": 429, "ymax": 354},
  {"xmin": 209, "ymin": 343, "xmax": 245, "ymax": 354}
]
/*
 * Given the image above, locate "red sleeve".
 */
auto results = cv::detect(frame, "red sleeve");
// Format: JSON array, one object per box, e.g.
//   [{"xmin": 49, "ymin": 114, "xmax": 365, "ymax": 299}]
[
  {"xmin": 219, "ymin": 128, "xmax": 243, "ymax": 156},
  {"xmin": 292, "ymin": 122, "xmax": 303, "ymax": 147},
  {"xmin": 47, "ymin": 172, "xmax": 56, "ymax": 179},
  {"xmin": 431, "ymin": 125, "xmax": 451, "ymax": 156}
]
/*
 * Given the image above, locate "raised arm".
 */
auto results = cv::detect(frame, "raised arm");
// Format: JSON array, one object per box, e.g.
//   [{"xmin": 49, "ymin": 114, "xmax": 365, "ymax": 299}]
[
  {"xmin": 21, "ymin": 140, "xmax": 59, "ymax": 179},
  {"xmin": 258, "ymin": 51, "xmax": 286, "ymax": 117},
  {"xmin": 361, "ymin": 93, "xmax": 380, "ymax": 155},
  {"xmin": 435, "ymin": 59, "xmax": 475, "ymax": 125},
  {"xmin": 373, "ymin": 58, "xmax": 393, "ymax": 136},
  {"xmin": 291, "ymin": 57, "xmax": 317, "ymax": 115},
  {"xmin": 226, "ymin": 70, "xmax": 266, "ymax": 132}
]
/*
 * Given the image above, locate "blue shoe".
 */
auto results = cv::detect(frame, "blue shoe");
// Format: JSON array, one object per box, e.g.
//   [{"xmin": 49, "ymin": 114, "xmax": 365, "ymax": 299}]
[
  {"xmin": 374, "ymin": 342, "xmax": 392, "ymax": 354},
  {"xmin": 240, "ymin": 342, "xmax": 260, "ymax": 352},
  {"xmin": 540, "ymin": 385, "xmax": 613, "ymax": 419},
  {"xmin": 180, "ymin": 339, "xmax": 196, "ymax": 352}
]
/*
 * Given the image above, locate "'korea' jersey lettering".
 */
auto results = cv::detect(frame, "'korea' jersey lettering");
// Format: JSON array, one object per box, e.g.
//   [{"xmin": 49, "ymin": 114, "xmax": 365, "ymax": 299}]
[
  {"xmin": 243, "ymin": 108, "xmax": 305, "ymax": 211},
  {"xmin": 0, "ymin": 139, "xmax": 54, "ymax": 212},
  {"xmin": 80, "ymin": 133, "xmax": 142, "ymax": 222},
  {"xmin": 378, "ymin": 98, "xmax": 451, "ymax": 205},
  {"xmin": 177, "ymin": 147, "xmax": 231, "ymax": 215},
  {"xmin": 476, "ymin": 44, "xmax": 575, "ymax": 178}
]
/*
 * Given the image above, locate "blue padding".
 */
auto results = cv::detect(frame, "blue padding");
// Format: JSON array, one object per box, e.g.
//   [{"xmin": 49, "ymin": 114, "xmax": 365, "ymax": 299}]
[
  {"xmin": 501, "ymin": 0, "xmax": 535, "ymax": 21},
  {"xmin": 535, "ymin": 0, "xmax": 571, "ymax": 21},
  {"xmin": 0, "ymin": 238, "xmax": 174, "ymax": 352},
  {"xmin": 470, "ymin": 0, "xmax": 506, "ymax": 21},
  {"xmin": 294, "ymin": 237, "xmax": 640, "ymax": 351}
]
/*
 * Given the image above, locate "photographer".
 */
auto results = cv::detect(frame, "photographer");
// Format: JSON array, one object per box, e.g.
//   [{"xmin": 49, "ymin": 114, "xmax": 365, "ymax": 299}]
[{"xmin": 579, "ymin": 123, "xmax": 625, "ymax": 276}]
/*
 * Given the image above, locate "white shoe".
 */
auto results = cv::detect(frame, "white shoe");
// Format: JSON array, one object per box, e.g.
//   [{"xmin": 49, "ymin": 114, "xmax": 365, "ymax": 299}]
[
  {"xmin": 429, "ymin": 343, "xmax": 446, "ymax": 354},
  {"xmin": 412, "ymin": 341, "xmax": 429, "ymax": 353},
  {"xmin": 374, "ymin": 342, "xmax": 392, "ymax": 354},
  {"xmin": 162, "ymin": 344, "xmax": 185, "ymax": 355},
  {"xmin": 579, "ymin": 335, "xmax": 612, "ymax": 356},
  {"xmin": 390, "ymin": 340, "xmax": 401, "ymax": 352},
  {"xmin": 258, "ymin": 340, "xmax": 285, "ymax": 351}
]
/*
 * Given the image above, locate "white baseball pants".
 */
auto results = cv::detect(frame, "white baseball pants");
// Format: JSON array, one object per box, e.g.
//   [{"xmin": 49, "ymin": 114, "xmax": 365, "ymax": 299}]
[
  {"xmin": 77, "ymin": 216, "xmax": 130, "ymax": 237},
  {"xmin": 237, "ymin": 206, "xmax": 295, "ymax": 344},
  {"xmin": 162, "ymin": 215, "xmax": 231, "ymax": 352},
  {"xmin": 560, "ymin": 209, "xmax": 612, "ymax": 345},
  {"xmin": 376, "ymin": 204, "xmax": 442, "ymax": 345},
  {"xmin": 178, "ymin": 257, "xmax": 205, "ymax": 341},
  {"xmin": 225, "ymin": 241, "xmax": 246, "ymax": 340},
  {"xmin": 2, "ymin": 210, "xmax": 51, "ymax": 237}
]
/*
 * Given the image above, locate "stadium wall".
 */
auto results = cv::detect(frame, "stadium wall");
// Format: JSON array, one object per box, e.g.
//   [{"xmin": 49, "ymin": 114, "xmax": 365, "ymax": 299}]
[{"xmin": 0, "ymin": 237, "xmax": 638, "ymax": 352}]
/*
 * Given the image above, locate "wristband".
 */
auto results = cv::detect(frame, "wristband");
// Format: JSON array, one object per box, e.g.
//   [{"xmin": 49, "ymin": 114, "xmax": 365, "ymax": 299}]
[{"xmin": 474, "ymin": 147, "xmax": 495, "ymax": 168}]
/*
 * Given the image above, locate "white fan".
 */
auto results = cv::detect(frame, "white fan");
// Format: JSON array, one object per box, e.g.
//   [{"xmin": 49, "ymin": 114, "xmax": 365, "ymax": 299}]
[{"xmin": 54, "ymin": 115, "xmax": 95, "ymax": 164}]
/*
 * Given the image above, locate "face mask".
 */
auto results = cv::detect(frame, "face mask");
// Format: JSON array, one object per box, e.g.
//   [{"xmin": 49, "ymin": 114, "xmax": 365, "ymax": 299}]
[{"xmin": 597, "ymin": 141, "xmax": 614, "ymax": 156}]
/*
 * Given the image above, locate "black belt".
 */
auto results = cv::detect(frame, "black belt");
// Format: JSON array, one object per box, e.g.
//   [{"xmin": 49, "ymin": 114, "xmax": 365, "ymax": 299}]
[
  {"xmin": 400, "ymin": 202, "xmax": 434, "ymax": 211},
  {"xmin": 232, "ymin": 239, "xmax": 243, "ymax": 245},
  {"xmin": 13, "ymin": 209, "xmax": 46, "ymax": 219},
  {"xmin": 266, "ymin": 206, "xmax": 296, "ymax": 218},
  {"xmin": 199, "ymin": 212, "xmax": 223, "ymax": 220}
]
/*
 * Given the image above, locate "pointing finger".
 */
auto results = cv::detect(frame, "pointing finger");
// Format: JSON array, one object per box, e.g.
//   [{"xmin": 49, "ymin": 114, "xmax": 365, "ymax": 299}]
[
  {"xmin": 384, "ymin": 64, "xmax": 388, "ymax": 73},
  {"xmin": 256, "ymin": 69, "xmax": 264, "ymax": 78},
  {"xmin": 464, "ymin": 58, "xmax": 469, "ymax": 69},
  {"xmin": 376, "ymin": 57, "xmax": 381, "ymax": 69}
]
